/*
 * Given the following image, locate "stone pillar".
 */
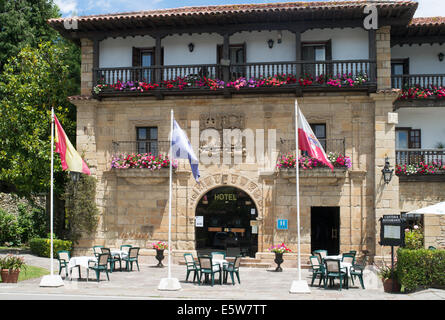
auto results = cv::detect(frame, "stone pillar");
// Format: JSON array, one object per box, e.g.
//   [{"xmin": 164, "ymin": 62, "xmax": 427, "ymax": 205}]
[
  {"xmin": 370, "ymin": 91, "xmax": 400, "ymax": 260},
  {"xmin": 376, "ymin": 26, "xmax": 392, "ymax": 91},
  {"xmin": 80, "ymin": 38, "xmax": 94, "ymax": 96}
]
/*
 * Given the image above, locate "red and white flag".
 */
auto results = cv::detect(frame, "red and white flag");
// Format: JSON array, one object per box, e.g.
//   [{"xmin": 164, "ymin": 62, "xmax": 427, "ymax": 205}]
[{"xmin": 297, "ymin": 108, "xmax": 334, "ymax": 170}]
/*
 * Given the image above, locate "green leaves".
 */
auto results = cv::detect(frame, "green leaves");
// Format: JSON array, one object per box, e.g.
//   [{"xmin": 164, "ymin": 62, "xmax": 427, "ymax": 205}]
[{"xmin": 0, "ymin": 42, "xmax": 78, "ymax": 196}]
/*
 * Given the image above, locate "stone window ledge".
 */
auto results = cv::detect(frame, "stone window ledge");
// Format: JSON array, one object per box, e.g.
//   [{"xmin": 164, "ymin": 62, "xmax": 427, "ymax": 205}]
[{"xmin": 279, "ymin": 168, "xmax": 348, "ymax": 185}]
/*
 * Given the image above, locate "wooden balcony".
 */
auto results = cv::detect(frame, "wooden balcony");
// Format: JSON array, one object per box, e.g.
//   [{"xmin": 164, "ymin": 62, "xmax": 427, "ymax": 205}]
[
  {"xmin": 392, "ymin": 74, "xmax": 445, "ymax": 109},
  {"xmin": 92, "ymin": 59, "xmax": 376, "ymax": 99},
  {"xmin": 396, "ymin": 149, "xmax": 445, "ymax": 181}
]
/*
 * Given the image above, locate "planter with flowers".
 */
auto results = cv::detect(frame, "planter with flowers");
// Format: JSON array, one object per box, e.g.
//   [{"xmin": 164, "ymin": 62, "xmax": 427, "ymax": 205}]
[
  {"xmin": 0, "ymin": 255, "xmax": 26, "ymax": 283},
  {"xmin": 268, "ymin": 243, "xmax": 292, "ymax": 272},
  {"xmin": 152, "ymin": 241, "xmax": 168, "ymax": 267},
  {"xmin": 376, "ymin": 263, "xmax": 401, "ymax": 293},
  {"xmin": 277, "ymin": 152, "xmax": 352, "ymax": 171},
  {"xmin": 396, "ymin": 161, "xmax": 445, "ymax": 176}
]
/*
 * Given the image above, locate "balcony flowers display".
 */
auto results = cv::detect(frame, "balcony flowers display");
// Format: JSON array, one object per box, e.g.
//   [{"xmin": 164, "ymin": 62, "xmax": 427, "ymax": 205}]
[
  {"xmin": 111, "ymin": 153, "xmax": 177, "ymax": 170},
  {"xmin": 276, "ymin": 152, "xmax": 352, "ymax": 170},
  {"xmin": 398, "ymin": 85, "xmax": 445, "ymax": 100},
  {"xmin": 94, "ymin": 72, "xmax": 369, "ymax": 94},
  {"xmin": 395, "ymin": 161, "xmax": 445, "ymax": 176}
]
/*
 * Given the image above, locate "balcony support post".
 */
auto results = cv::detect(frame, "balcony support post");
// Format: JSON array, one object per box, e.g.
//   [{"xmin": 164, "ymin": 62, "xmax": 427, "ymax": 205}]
[
  {"xmin": 155, "ymin": 35, "xmax": 162, "ymax": 83},
  {"xmin": 222, "ymin": 33, "xmax": 230, "ymax": 84},
  {"xmin": 368, "ymin": 29, "xmax": 377, "ymax": 84},
  {"xmin": 295, "ymin": 31, "xmax": 302, "ymax": 79}
]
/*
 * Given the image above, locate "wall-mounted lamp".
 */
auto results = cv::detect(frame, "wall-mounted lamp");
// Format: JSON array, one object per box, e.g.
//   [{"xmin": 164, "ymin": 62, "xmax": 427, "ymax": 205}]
[
  {"xmin": 277, "ymin": 31, "xmax": 282, "ymax": 44},
  {"xmin": 70, "ymin": 171, "xmax": 81, "ymax": 182},
  {"xmin": 188, "ymin": 43, "xmax": 194, "ymax": 52},
  {"xmin": 267, "ymin": 39, "xmax": 274, "ymax": 49},
  {"xmin": 381, "ymin": 156, "xmax": 394, "ymax": 185},
  {"xmin": 439, "ymin": 52, "xmax": 444, "ymax": 62}
]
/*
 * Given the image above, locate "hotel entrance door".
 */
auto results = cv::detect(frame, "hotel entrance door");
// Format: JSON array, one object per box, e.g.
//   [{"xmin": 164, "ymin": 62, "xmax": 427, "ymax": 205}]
[
  {"xmin": 195, "ymin": 187, "xmax": 258, "ymax": 257},
  {"xmin": 311, "ymin": 207, "xmax": 340, "ymax": 255}
]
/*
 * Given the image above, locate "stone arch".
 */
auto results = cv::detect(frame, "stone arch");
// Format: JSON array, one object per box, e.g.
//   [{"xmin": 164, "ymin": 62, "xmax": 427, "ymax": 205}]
[{"xmin": 188, "ymin": 173, "xmax": 263, "ymax": 220}]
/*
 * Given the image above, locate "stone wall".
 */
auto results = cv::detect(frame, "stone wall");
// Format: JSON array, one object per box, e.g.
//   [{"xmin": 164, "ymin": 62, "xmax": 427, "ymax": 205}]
[{"xmin": 400, "ymin": 181, "xmax": 445, "ymax": 248}]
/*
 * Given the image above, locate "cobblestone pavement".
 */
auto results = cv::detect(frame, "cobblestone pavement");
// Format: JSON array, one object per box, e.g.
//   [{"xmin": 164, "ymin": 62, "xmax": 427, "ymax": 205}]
[{"xmin": 0, "ymin": 253, "xmax": 444, "ymax": 301}]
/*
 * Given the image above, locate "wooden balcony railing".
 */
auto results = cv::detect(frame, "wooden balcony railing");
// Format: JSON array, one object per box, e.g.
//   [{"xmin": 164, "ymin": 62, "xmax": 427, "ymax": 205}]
[
  {"xmin": 396, "ymin": 149, "xmax": 445, "ymax": 166},
  {"xmin": 392, "ymin": 74, "xmax": 445, "ymax": 89},
  {"xmin": 93, "ymin": 59, "xmax": 376, "ymax": 97}
]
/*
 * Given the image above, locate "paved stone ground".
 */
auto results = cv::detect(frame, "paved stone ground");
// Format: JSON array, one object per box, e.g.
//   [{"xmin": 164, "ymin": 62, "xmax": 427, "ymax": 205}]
[{"xmin": 0, "ymin": 253, "xmax": 444, "ymax": 301}]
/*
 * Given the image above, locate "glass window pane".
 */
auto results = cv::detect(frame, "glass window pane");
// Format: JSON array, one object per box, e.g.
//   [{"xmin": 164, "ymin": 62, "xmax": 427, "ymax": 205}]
[
  {"xmin": 393, "ymin": 64, "xmax": 404, "ymax": 75},
  {"xmin": 141, "ymin": 53, "xmax": 152, "ymax": 67},
  {"xmin": 137, "ymin": 128, "xmax": 147, "ymax": 140},
  {"xmin": 150, "ymin": 127, "xmax": 158, "ymax": 140},
  {"xmin": 315, "ymin": 47, "xmax": 326, "ymax": 61},
  {"xmin": 396, "ymin": 130, "xmax": 409, "ymax": 149}
]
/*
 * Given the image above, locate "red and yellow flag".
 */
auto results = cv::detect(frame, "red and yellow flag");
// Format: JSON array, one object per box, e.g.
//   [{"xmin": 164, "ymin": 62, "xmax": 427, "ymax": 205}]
[{"xmin": 54, "ymin": 115, "xmax": 91, "ymax": 175}]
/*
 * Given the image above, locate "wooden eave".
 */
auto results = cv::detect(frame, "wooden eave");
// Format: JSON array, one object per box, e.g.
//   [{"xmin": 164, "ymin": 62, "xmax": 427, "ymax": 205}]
[{"xmin": 47, "ymin": 2, "xmax": 418, "ymax": 41}]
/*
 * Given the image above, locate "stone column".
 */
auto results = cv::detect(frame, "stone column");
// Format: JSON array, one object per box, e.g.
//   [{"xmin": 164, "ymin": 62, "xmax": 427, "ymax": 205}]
[
  {"xmin": 376, "ymin": 26, "xmax": 392, "ymax": 91},
  {"xmin": 370, "ymin": 91, "xmax": 400, "ymax": 261},
  {"xmin": 80, "ymin": 38, "xmax": 94, "ymax": 96}
]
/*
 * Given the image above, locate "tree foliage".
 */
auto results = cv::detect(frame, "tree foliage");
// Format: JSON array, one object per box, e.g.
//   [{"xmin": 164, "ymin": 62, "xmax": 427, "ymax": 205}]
[
  {"xmin": 0, "ymin": 42, "xmax": 77, "ymax": 196},
  {"xmin": 62, "ymin": 174, "xmax": 99, "ymax": 244}
]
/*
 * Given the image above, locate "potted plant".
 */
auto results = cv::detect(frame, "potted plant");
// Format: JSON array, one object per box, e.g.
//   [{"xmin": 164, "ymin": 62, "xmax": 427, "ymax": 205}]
[
  {"xmin": 152, "ymin": 241, "xmax": 168, "ymax": 267},
  {"xmin": 268, "ymin": 243, "xmax": 292, "ymax": 272},
  {"xmin": 377, "ymin": 264, "xmax": 400, "ymax": 293},
  {"xmin": 0, "ymin": 254, "xmax": 26, "ymax": 283}
]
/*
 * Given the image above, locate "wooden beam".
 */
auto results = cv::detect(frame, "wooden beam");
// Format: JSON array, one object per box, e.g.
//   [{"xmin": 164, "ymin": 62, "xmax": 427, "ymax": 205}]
[{"xmin": 368, "ymin": 29, "xmax": 377, "ymax": 82}]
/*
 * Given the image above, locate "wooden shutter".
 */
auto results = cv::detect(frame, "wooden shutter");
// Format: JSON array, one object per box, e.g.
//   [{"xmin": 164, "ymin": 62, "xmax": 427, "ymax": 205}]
[{"xmin": 132, "ymin": 47, "xmax": 141, "ymax": 66}]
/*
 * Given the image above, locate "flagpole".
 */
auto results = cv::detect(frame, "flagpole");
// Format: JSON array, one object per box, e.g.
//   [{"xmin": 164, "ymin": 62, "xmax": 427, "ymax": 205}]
[
  {"xmin": 158, "ymin": 109, "xmax": 181, "ymax": 291},
  {"xmin": 39, "ymin": 107, "xmax": 63, "ymax": 287},
  {"xmin": 289, "ymin": 99, "xmax": 310, "ymax": 293},
  {"xmin": 168, "ymin": 109, "xmax": 173, "ymax": 280}
]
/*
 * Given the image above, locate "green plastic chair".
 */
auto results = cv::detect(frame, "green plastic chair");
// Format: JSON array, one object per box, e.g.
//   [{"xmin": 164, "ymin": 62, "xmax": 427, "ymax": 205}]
[
  {"xmin": 123, "ymin": 247, "xmax": 140, "ymax": 271},
  {"xmin": 120, "ymin": 244, "xmax": 132, "ymax": 254},
  {"xmin": 92, "ymin": 245, "xmax": 104, "ymax": 258},
  {"xmin": 324, "ymin": 259, "xmax": 348, "ymax": 291},
  {"xmin": 184, "ymin": 253, "xmax": 200, "ymax": 283},
  {"xmin": 428, "ymin": 246, "xmax": 437, "ymax": 250},
  {"xmin": 349, "ymin": 264, "xmax": 365, "ymax": 289},
  {"xmin": 101, "ymin": 247, "xmax": 121, "ymax": 272},
  {"xmin": 57, "ymin": 250, "xmax": 76, "ymax": 278},
  {"xmin": 87, "ymin": 253, "xmax": 110, "ymax": 282},
  {"xmin": 223, "ymin": 255, "xmax": 241, "ymax": 285},
  {"xmin": 309, "ymin": 255, "xmax": 326, "ymax": 287},
  {"xmin": 313, "ymin": 250, "xmax": 328, "ymax": 263},
  {"xmin": 198, "ymin": 255, "xmax": 222, "ymax": 286},
  {"xmin": 342, "ymin": 253, "xmax": 356, "ymax": 265}
]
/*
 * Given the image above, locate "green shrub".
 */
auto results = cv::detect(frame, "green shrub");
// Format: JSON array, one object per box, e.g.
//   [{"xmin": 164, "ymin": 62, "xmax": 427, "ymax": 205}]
[
  {"xmin": 16, "ymin": 204, "xmax": 47, "ymax": 244},
  {"xmin": 397, "ymin": 248, "xmax": 445, "ymax": 292},
  {"xmin": 29, "ymin": 238, "xmax": 73, "ymax": 258},
  {"xmin": 404, "ymin": 226, "xmax": 424, "ymax": 250},
  {"xmin": 0, "ymin": 209, "xmax": 21, "ymax": 246}
]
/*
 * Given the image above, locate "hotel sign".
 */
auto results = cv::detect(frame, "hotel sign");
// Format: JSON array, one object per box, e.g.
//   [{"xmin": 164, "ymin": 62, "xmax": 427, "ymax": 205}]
[{"xmin": 214, "ymin": 193, "xmax": 237, "ymax": 201}]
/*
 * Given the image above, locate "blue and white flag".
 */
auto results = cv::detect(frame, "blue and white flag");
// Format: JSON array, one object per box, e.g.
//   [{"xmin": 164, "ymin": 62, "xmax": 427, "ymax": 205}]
[{"xmin": 172, "ymin": 120, "xmax": 200, "ymax": 182}]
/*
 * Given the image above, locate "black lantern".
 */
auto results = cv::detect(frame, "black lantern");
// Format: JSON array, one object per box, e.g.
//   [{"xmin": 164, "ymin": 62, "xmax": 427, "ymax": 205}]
[
  {"xmin": 381, "ymin": 157, "xmax": 394, "ymax": 184},
  {"xmin": 188, "ymin": 43, "xmax": 194, "ymax": 52},
  {"xmin": 267, "ymin": 39, "xmax": 274, "ymax": 49},
  {"xmin": 70, "ymin": 171, "xmax": 81, "ymax": 182},
  {"xmin": 439, "ymin": 52, "xmax": 444, "ymax": 62}
]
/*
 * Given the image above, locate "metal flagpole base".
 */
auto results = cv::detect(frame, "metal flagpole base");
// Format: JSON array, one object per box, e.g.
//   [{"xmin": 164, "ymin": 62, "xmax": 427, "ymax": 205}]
[
  {"xmin": 158, "ymin": 277, "xmax": 181, "ymax": 291},
  {"xmin": 39, "ymin": 274, "xmax": 64, "ymax": 287},
  {"xmin": 289, "ymin": 280, "xmax": 311, "ymax": 294}
]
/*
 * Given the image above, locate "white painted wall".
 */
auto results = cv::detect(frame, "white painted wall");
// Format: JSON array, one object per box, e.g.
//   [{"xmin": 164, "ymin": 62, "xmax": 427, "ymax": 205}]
[
  {"xmin": 99, "ymin": 36, "xmax": 156, "ymax": 68},
  {"xmin": 301, "ymin": 28, "xmax": 369, "ymax": 60},
  {"xmin": 98, "ymin": 28, "xmax": 369, "ymax": 68},
  {"xmin": 397, "ymin": 107, "xmax": 445, "ymax": 148},
  {"xmin": 392, "ymin": 44, "xmax": 445, "ymax": 74}
]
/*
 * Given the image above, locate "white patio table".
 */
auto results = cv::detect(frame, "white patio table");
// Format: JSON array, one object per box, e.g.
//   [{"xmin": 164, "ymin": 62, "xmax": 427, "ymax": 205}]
[{"xmin": 68, "ymin": 256, "xmax": 97, "ymax": 280}]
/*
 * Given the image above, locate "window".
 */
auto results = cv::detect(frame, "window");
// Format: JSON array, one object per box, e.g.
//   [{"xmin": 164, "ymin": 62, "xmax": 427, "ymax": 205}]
[
  {"xmin": 136, "ymin": 127, "xmax": 158, "ymax": 154},
  {"xmin": 132, "ymin": 47, "xmax": 164, "ymax": 82},
  {"xmin": 401, "ymin": 212, "xmax": 424, "ymax": 229},
  {"xmin": 396, "ymin": 128, "xmax": 421, "ymax": 149},
  {"xmin": 391, "ymin": 59, "xmax": 409, "ymax": 88},
  {"xmin": 217, "ymin": 43, "xmax": 246, "ymax": 79},
  {"xmin": 302, "ymin": 41, "xmax": 332, "ymax": 77},
  {"xmin": 310, "ymin": 123, "xmax": 327, "ymax": 151}
]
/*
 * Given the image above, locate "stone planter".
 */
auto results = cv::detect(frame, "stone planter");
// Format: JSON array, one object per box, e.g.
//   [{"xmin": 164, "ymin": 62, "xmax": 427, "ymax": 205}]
[
  {"xmin": 155, "ymin": 249, "xmax": 165, "ymax": 267},
  {"xmin": 273, "ymin": 252, "xmax": 284, "ymax": 272}
]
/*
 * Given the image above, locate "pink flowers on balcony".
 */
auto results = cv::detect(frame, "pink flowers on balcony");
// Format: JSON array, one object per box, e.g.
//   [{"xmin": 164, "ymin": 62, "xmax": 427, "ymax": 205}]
[
  {"xmin": 396, "ymin": 161, "xmax": 445, "ymax": 176},
  {"xmin": 398, "ymin": 86, "xmax": 445, "ymax": 100},
  {"xmin": 276, "ymin": 152, "xmax": 351, "ymax": 170},
  {"xmin": 111, "ymin": 153, "xmax": 177, "ymax": 170}
]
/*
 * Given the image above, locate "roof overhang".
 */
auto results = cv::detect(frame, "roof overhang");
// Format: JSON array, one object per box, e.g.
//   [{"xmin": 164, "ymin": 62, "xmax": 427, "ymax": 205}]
[
  {"xmin": 392, "ymin": 17, "xmax": 445, "ymax": 46},
  {"xmin": 48, "ymin": 1, "xmax": 418, "ymax": 41}
]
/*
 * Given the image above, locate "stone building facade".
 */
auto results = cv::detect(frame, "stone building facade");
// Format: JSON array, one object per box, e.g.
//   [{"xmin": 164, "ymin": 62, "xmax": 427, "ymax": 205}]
[{"xmin": 49, "ymin": 1, "xmax": 445, "ymax": 265}]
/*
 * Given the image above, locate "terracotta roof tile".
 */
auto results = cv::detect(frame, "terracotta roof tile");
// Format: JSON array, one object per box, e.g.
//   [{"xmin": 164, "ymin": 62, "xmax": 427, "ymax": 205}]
[
  {"xmin": 410, "ymin": 17, "xmax": 445, "ymax": 26},
  {"xmin": 48, "ymin": 1, "xmax": 417, "ymax": 23}
]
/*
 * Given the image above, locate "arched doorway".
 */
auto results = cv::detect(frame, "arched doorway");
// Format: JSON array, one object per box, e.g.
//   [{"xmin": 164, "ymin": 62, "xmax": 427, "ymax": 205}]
[{"xmin": 195, "ymin": 186, "xmax": 258, "ymax": 257}]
